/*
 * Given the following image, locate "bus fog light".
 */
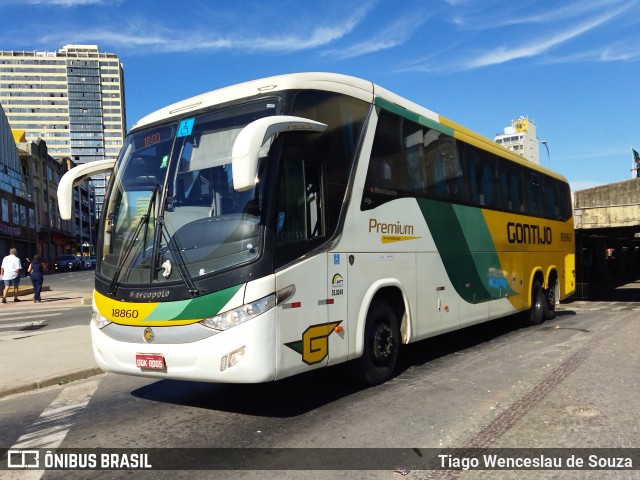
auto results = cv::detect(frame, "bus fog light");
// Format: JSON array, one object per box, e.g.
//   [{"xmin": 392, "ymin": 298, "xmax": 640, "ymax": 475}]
[{"xmin": 220, "ymin": 347, "xmax": 246, "ymax": 371}]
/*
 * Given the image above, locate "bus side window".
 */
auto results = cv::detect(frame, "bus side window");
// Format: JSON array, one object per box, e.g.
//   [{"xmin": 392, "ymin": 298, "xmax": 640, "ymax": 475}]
[
  {"xmin": 545, "ymin": 180, "xmax": 559, "ymax": 218},
  {"xmin": 558, "ymin": 182, "xmax": 572, "ymax": 220},
  {"xmin": 524, "ymin": 173, "xmax": 544, "ymax": 216},
  {"xmin": 508, "ymin": 169, "xmax": 524, "ymax": 212}
]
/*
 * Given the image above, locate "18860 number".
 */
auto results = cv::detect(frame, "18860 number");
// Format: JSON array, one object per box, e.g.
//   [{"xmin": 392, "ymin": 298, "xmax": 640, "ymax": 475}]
[{"xmin": 112, "ymin": 308, "xmax": 139, "ymax": 319}]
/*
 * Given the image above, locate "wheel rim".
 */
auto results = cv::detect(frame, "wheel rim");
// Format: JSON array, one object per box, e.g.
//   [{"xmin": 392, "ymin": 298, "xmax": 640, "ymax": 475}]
[{"xmin": 372, "ymin": 321, "xmax": 394, "ymax": 365}]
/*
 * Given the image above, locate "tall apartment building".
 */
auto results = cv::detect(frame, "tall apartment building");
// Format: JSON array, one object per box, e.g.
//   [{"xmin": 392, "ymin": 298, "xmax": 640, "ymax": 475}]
[
  {"xmin": 494, "ymin": 116, "xmax": 540, "ymax": 164},
  {"xmin": 0, "ymin": 44, "xmax": 126, "ymax": 216}
]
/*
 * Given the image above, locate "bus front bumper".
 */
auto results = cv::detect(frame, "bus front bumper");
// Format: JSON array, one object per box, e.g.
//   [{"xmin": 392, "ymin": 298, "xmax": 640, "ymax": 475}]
[{"xmin": 90, "ymin": 309, "xmax": 277, "ymax": 383}]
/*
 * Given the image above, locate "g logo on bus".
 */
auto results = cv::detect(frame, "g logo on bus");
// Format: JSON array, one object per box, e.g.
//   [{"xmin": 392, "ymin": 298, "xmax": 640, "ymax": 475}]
[{"xmin": 285, "ymin": 321, "xmax": 342, "ymax": 365}]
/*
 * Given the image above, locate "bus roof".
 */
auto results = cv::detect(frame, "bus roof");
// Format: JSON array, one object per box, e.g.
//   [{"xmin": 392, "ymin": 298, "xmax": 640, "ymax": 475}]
[{"xmin": 131, "ymin": 72, "xmax": 568, "ymax": 183}]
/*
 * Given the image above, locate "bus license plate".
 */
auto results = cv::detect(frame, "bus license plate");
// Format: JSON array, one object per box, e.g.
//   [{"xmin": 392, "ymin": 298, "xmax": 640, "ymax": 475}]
[{"xmin": 136, "ymin": 353, "xmax": 165, "ymax": 370}]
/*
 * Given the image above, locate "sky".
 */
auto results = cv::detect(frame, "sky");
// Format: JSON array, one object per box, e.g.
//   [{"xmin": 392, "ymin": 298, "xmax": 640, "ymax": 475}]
[{"xmin": 1, "ymin": 0, "xmax": 639, "ymax": 191}]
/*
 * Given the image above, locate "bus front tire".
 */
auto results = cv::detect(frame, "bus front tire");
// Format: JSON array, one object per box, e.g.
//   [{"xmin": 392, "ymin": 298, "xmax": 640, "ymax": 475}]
[
  {"xmin": 350, "ymin": 299, "xmax": 400, "ymax": 386},
  {"xmin": 526, "ymin": 280, "xmax": 545, "ymax": 326}
]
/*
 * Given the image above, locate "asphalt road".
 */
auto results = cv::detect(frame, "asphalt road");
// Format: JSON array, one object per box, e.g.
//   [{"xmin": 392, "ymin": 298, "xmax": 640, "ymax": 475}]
[
  {"xmin": 1, "ymin": 287, "xmax": 639, "ymax": 480},
  {"xmin": 44, "ymin": 269, "xmax": 95, "ymax": 293}
]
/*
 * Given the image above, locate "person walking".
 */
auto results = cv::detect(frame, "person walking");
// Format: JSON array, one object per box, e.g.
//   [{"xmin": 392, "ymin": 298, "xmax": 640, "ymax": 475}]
[
  {"xmin": 28, "ymin": 254, "xmax": 44, "ymax": 302},
  {"xmin": 1, "ymin": 247, "xmax": 22, "ymax": 303}
]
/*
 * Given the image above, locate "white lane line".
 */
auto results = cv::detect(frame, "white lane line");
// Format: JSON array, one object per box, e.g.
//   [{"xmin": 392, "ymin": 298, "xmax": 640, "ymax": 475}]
[
  {"xmin": 0, "ymin": 312, "xmax": 62, "ymax": 325},
  {"xmin": 0, "ymin": 309, "xmax": 74, "ymax": 318},
  {"xmin": 5, "ymin": 380, "xmax": 99, "ymax": 480}
]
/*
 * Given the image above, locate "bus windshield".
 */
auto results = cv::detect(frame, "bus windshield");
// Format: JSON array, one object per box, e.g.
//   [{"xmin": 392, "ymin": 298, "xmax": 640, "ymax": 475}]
[{"xmin": 98, "ymin": 99, "xmax": 279, "ymax": 289}]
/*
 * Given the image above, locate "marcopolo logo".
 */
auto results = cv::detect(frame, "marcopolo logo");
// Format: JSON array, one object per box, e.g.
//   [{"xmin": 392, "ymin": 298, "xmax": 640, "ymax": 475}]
[{"xmin": 285, "ymin": 321, "xmax": 342, "ymax": 365}]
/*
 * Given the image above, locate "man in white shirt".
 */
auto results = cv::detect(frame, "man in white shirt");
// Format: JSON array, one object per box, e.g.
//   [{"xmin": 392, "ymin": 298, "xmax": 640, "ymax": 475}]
[{"xmin": 1, "ymin": 247, "xmax": 22, "ymax": 303}]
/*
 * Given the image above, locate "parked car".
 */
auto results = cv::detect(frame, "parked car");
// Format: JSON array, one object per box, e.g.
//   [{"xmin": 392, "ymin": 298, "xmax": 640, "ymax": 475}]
[
  {"xmin": 84, "ymin": 256, "xmax": 97, "ymax": 269},
  {"xmin": 54, "ymin": 254, "xmax": 82, "ymax": 272}
]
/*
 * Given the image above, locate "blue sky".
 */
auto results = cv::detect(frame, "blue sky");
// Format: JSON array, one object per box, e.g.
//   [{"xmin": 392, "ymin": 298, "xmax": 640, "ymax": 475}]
[{"xmin": 1, "ymin": 0, "xmax": 639, "ymax": 191}]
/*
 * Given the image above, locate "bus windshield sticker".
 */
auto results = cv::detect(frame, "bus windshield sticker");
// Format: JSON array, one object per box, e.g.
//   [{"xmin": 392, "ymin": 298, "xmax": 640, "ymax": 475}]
[{"xmin": 177, "ymin": 118, "xmax": 195, "ymax": 138}]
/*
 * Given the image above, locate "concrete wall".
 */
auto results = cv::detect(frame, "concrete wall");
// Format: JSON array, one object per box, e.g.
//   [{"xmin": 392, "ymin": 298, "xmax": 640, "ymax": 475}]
[{"xmin": 574, "ymin": 178, "xmax": 640, "ymax": 229}]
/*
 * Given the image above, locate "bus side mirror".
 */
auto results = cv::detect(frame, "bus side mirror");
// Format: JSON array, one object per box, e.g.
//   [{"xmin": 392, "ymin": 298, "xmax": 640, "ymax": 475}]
[
  {"xmin": 231, "ymin": 115, "xmax": 327, "ymax": 191},
  {"xmin": 57, "ymin": 159, "xmax": 116, "ymax": 220}
]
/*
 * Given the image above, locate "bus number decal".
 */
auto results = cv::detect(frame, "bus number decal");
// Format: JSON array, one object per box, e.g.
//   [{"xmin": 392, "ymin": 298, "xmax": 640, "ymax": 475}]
[
  {"xmin": 560, "ymin": 233, "xmax": 573, "ymax": 242},
  {"xmin": 112, "ymin": 308, "xmax": 140, "ymax": 319}
]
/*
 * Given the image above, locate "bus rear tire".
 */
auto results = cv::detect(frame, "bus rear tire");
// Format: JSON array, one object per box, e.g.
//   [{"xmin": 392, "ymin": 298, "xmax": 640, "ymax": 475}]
[
  {"xmin": 350, "ymin": 298, "xmax": 400, "ymax": 386},
  {"xmin": 543, "ymin": 277, "xmax": 557, "ymax": 320},
  {"xmin": 525, "ymin": 280, "xmax": 545, "ymax": 326}
]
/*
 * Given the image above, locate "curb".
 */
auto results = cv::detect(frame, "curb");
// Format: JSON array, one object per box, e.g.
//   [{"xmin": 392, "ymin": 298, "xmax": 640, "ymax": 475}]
[
  {"xmin": 0, "ymin": 367, "xmax": 104, "ymax": 399},
  {"xmin": 15, "ymin": 285, "xmax": 52, "ymax": 297}
]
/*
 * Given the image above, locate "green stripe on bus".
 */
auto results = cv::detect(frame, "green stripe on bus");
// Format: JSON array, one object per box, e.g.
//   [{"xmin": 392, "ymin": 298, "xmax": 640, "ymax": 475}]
[
  {"xmin": 374, "ymin": 97, "xmax": 454, "ymax": 136},
  {"xmin": 145, "ymin": 284, "xmax": 243, "ymax": 321},
  {"xmin": 417, "ymin": 198, "xmax": 515, "ymax": 303}
]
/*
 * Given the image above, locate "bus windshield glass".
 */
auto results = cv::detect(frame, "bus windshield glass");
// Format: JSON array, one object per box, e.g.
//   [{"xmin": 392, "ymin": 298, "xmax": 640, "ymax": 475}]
[{"xmin": 98, "ymin": 99, "xmax": 279, "ymax": 287}]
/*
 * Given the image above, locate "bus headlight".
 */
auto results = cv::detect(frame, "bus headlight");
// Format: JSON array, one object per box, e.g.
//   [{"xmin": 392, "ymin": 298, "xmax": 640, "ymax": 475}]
[
  {"xmin": 201, "ymin": 294, "xmax": 275, "ymax": 331},
  {"xmin": 92, "ymin": 307, "xmax": 112, "ymax": 329}
]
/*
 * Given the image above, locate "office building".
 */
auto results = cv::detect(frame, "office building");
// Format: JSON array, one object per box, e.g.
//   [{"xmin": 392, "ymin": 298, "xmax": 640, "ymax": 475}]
[
  {"xmin": 0, "ymin": 44, "xmax": 126, "ymax": 216},
  {"xmin": 494, "ymin": 117, "xmax": 540, "ymax": 164}
]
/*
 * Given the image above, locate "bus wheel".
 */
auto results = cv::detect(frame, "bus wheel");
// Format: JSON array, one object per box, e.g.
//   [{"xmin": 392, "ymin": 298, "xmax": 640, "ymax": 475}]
[
  {"xmin": 526, "ymin": 280, "xmax": 545, "ymax": 326},
  {"xmin": 543, "ymin": 278, "xmax": 557, "ymax": 320},
  {"xmin": 350, "ymin": 299, "xmax": 400, "ymax": 386}
]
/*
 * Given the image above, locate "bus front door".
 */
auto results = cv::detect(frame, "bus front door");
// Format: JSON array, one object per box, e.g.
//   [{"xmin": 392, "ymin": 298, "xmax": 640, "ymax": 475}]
[{"xmin": 275, "ymin": 255, "xmax": 329, "ymax": 379}]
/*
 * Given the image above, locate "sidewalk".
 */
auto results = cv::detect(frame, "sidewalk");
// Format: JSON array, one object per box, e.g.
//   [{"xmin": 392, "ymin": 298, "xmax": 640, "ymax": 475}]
[{"xmin": 0, "ymin": 287, "xmax": 101, "ymax": 399}]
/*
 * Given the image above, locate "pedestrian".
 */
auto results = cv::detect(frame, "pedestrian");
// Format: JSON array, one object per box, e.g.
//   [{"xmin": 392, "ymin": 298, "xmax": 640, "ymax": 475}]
[
  {"xmin": 1, "ymin": 247, "xmax": 22, "ymax": 303},
  {"xmin": 28, "ymin": 254, "xmax": 44, "ymax": 302}
]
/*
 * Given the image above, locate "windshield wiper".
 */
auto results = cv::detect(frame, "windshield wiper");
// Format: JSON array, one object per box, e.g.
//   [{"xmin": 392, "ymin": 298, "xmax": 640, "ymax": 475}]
[
  {"xmin": 108, "ymin": 185, "xmax": 158, "ymax": 297},
  {"xmin": 157, "ymin": 218, "xmax": 199, "ymax": 297}
]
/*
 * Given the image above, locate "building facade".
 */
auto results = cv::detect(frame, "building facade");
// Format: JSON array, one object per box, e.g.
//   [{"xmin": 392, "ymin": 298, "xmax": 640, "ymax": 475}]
[
  {"xmin": 0, "ymin": 44, "xmax": 126, "ymax": 216},
  {"xmin": 16, "ymin": 137, "xmax": 96, "ymax": 265},
  {"xmin": 494, "ymin": 117, "xmax": 540, "ymax": 164},
  {"xmin": 0, "ymin": 105, "xmax": 37, "ymax": 261}
]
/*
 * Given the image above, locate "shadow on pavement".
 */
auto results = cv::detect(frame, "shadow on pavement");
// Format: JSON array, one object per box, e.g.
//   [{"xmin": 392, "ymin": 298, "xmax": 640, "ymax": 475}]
[{"xmin": 571, "ymin": 279, "xmax": 640, "ymax": 303}]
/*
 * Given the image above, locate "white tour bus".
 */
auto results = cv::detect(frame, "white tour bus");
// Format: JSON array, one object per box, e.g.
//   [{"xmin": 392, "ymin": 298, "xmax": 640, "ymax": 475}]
[{"xmin": 59, "ymin": 73, "xmax": 575, "ymax": 386}]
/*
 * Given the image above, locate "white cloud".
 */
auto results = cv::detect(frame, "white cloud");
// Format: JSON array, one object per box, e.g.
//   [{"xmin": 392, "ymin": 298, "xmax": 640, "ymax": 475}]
[
  {"xmin": 37, "ymin": 4, "xmax": 371, "ymax": 54},
  {"xmin": 460, "ymin": 3, "xmax": 632, "ymax": 70},
  {"xmin": 326, "ymin": 11, "xmax": 430, "ymax": 60},
  {"xmin": 452, "ymin": 0, "xmax": 628, "ymax": 30}
]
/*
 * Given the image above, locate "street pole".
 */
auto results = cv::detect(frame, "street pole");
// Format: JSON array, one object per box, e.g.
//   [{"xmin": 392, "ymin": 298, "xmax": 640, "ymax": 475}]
[
  {"xmin": 78, "ymin": 184, "xmax": 83, "ymax": 258},
  {"xmin": 541, "ymin": 140, "xmax": 551, "ymax": 168}
]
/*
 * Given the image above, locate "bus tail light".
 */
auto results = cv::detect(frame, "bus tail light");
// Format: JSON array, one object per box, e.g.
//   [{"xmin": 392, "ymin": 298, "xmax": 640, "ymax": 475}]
[{"xmin": 201, "ymin": 294, "xmax": 275, "ymax": 331}]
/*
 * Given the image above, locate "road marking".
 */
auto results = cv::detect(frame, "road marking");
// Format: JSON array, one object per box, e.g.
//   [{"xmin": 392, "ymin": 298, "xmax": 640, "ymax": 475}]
[
  {"xmin": 0, "ymin": 309, "xmax": 74, "ymax": 318},
  {"xmin": 0, "ymin": 313, "xmax": 62, "ymax": 324},
  {"xmin": 6, "ymin": 380, "xmax": 99, "ymax": 480}
]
